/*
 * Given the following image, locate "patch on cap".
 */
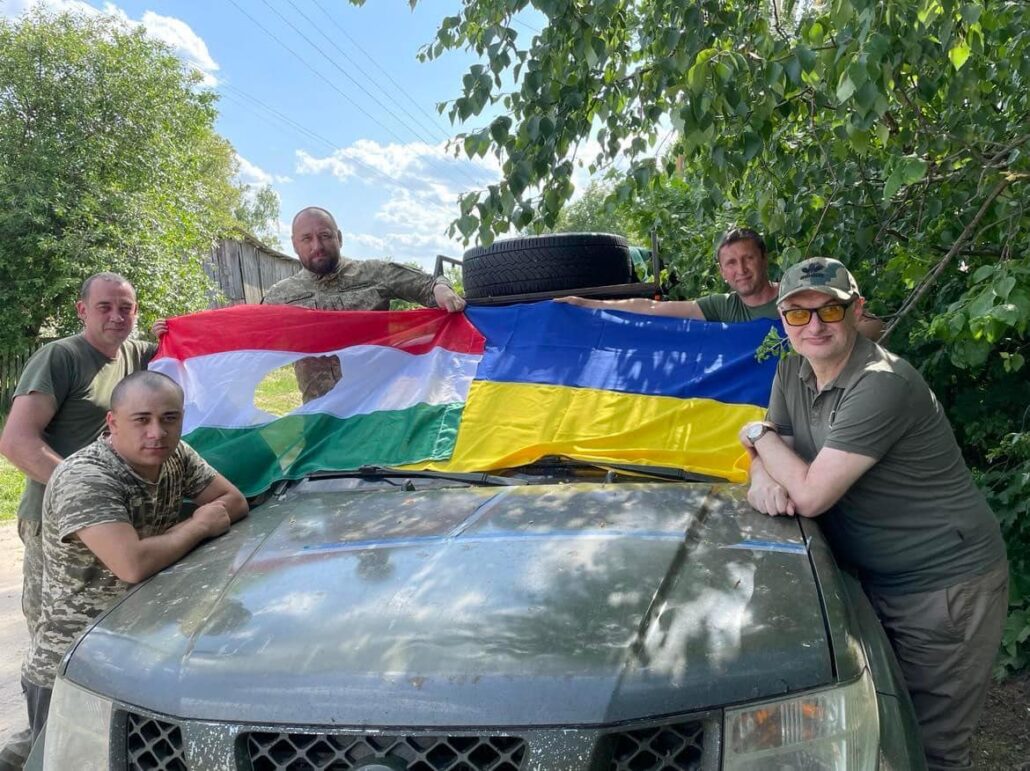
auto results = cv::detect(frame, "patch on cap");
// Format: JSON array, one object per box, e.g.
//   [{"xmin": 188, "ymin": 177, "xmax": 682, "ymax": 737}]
[{"xmin": 778, "ymin": 257, "xmax": 860, "ymax": 304}]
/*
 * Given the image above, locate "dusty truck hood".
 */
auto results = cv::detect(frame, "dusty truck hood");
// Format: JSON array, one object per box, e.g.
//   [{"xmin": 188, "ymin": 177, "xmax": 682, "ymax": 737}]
[{"xmin": 64, "ymin": 482, "xmax": 832, "ymax": 727}]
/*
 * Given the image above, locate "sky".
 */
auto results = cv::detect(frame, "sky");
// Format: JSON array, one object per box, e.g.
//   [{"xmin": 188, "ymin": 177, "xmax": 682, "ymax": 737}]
[{"xmin": 1, "ymin": 0, "xmax": 561, "ymax": 270}]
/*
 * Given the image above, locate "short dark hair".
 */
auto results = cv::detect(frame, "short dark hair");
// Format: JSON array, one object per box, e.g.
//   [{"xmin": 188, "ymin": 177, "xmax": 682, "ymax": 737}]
[
  {"xmin": 110, "ymin": 371, "xmax": 184, "ymax": 412},
  {"xmin": 80, "ymin": 272, "xmax": 133, "ymax": 302},
  {"xmin": 716, "ymin": 228, "xmax": 767, "ymax": 262}
]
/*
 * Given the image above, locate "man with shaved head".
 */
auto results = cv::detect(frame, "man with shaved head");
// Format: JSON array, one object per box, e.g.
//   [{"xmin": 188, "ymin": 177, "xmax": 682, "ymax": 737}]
[
  {"xmin": 0, "ymin": 273, "xmax": 157, "ymax": 770},
  {"xmin": 14, "ymin": 371, "xmax": 247, "ymax": 750},
  {"xmin": 261, "ymin": 206, "xmax": 467, "ymax": 401}
]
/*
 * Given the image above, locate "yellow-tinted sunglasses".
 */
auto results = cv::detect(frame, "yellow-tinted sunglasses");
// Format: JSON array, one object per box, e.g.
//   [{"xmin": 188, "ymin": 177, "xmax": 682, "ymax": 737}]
[{"xmin": 781, "ymin": 302, "xmax": 851, "ymax": 327}]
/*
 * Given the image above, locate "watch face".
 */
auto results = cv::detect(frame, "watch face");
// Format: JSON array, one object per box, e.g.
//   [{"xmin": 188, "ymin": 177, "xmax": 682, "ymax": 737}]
[{"xmin": 747, "ymin": 424, "xmax": 765, "ymax": 441}]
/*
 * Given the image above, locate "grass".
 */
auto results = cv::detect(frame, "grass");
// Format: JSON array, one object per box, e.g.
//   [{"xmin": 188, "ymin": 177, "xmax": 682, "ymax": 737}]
[
  {"xmin": 253, "ymin": 364, "xmax": 303, "ymax": 416},
  {"xmin": 0, "ymin": 455, "xmax": 23, "ymax": 522},
  {"xmin": 0, "ymin": 367, "xmax": 301, "ymax": 523}
]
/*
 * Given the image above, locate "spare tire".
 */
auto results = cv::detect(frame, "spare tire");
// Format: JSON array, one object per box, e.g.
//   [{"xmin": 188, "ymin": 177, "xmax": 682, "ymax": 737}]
[{"xmin": 462, "ymin": 233, "xmax": 634, "ymax": 300}]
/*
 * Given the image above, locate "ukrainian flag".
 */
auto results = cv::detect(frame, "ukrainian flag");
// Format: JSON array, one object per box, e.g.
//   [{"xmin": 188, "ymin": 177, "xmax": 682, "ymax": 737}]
[{"xmin": 422, "ymin": 302, "xmax": 779, "ymax": 483}]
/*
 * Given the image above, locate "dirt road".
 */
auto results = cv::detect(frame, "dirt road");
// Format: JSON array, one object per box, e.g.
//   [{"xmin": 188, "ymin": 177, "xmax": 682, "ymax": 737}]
[{"xmin": 0, "ymin": 522, "xmax": 27, "ymax": 747}]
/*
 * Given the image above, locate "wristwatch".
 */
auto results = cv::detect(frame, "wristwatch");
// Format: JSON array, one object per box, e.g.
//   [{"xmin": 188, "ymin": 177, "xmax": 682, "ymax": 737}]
[{"xmin": 746, "ymin": 422, "xmax": 776, "ymax": 445}]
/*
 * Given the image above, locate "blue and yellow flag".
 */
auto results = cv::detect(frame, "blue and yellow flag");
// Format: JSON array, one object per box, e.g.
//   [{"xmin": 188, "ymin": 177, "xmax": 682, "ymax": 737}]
[{"xmin": 418, "ymin": 302, "xmax": 779, "ymax": 483}]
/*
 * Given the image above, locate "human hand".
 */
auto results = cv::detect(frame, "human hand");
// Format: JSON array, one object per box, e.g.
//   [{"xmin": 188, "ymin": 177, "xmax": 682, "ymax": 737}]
[
  {"xmin": 739, "ymin": 421, "xmax": 761, "ymax": 449},
  {"xmin": 191, "ymin": 501, "xmax": 232, "ymax": 538},
  {"xmin": 434, "ymin": 284, "xmax": 467, "ymax": 312},
  {"xmin": 151, "ymin": 319, "xmax": 168, "ymax": 338},
  {"xmin": 747, "ymin": 479, "xmax": 796, "ymax": 517},
  {"xmin": 553, "ymin": 296, "xmax": 587, "ymax": 306}
]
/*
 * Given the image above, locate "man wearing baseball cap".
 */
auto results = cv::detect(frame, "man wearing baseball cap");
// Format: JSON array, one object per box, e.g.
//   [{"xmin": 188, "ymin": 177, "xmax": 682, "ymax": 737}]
[{"xmin": 740, "ymin": 257, "xmax": 1008, "ymax": 771}]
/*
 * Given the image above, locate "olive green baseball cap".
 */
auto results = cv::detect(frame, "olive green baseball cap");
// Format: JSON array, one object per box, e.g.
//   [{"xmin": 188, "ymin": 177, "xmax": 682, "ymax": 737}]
[{"xmin": 778, "ymin": 257, "xmax": 860, "ymax": 304}]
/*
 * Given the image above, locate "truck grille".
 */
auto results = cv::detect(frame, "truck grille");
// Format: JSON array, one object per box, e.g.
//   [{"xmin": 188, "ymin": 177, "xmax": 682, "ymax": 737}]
[
  {"xmin": 126, "ymin": 712, "xmax": 187, "ymax": 771},
  {"xmin": 607, "ymin": 720, "xmax": 705, "ymax": 771},
  {"xmin": 243, "ymin": 732, "xmax": 527, "ymax": 771}
]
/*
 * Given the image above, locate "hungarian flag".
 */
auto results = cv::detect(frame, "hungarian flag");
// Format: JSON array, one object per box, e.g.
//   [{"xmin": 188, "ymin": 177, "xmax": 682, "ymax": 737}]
[{"xmin": 149, "ymin": 305, "xmax": 485, "ymax": 496}]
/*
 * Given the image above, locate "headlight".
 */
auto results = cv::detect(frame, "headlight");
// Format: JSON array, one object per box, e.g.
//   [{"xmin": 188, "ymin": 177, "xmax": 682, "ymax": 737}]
[
  {"xmin": 724, "ymin": 669, "xmax": 879, "ymax": 770},
  {"xmin": 43, "ymin": 677, "xmax": 112, "ymax": 770}
]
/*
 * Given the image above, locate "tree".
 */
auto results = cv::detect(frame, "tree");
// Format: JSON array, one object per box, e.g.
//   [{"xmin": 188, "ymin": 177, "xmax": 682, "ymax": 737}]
[
  {"xmin": 235, "ymin": 184, "xmax": 283, "ymax": 249},
  {"xmin": 407, "ymin": 0, "xmax": 1030, "ymax": 672},
  {"xmin": 0, "ymin": 11, "xmax": 242, "ymax": 351}
]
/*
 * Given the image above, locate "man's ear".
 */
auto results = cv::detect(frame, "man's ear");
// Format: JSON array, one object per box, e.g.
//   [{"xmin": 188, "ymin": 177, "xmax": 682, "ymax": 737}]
[
  {"xmin": 852, "ymin": 296, "xmax": 866, "ymax": 317},
  {"xmin": 105, "ymin": 410, "xmax": 117, "ymax": 436},
  {"xmin": 75, "ymin": 300, "xmax": 87, "ymax": 323}
]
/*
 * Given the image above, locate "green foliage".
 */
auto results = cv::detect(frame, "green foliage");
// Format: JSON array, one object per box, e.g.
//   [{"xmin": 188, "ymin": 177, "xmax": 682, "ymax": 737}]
[
  {"xmin": 980, "ymin": 432, "xmax": 1030, "ymax": 675},
  {"xmin": 0, "ymin": 11, "xmax": 241, "ymax": 352},
  {"xmin": 253, "ymin": 364, "xmax": 303, "ymax": 417},
  {"xmin": 549, "ymin": 180, "xmax": 638, "ymax": 237},
  {"xmin": 416, "ymin": 0, "xmax": 1030, "ymax": 672},
  {"xmin": 0, "ymin": 455, "xmax": 24, "ymax": 521},
  {"xmin": 235, "ymin": 184, "xmax": 283, "ymax": 249}
]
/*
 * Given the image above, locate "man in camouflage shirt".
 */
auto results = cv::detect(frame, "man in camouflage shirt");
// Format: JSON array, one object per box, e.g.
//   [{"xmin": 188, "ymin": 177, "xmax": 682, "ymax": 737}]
[
  {"xmin": 0, "ymin": 273, "xmax": 156, "ymax": 771},
  {"xmin": 16, "ymin": 371, "xmax": 248, "ymax": 748},
  {"xmin": 262, "ymin": 206, "xmax": 467, "ymax": 402},
  {"xmin": 740, "ymin": 258, "xmax": 1007, "ymax": 770}
]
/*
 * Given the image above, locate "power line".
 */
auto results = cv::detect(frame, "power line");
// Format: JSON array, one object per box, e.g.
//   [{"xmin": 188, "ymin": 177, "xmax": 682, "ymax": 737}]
[
  {"xmin": 217, "ymin": 82, "xmax": 407, "ymax": 190},
  {"xmin": 273, "ymin": 0, "xmax": 483, "ymax": 188},
  {"xmin": 307, "ymin": 0, "xmax": 454, "ymax": 143},
  {"xmin": 262, "ymin": 0, "xmax": 437, "ymax": 146},
  {"xmin": 225, "ymin": 0, "xmax": 482, "ymax": 191},
  {"xmin": 225, "ymin": 0, "xmax": 411, "ymax": 147}
]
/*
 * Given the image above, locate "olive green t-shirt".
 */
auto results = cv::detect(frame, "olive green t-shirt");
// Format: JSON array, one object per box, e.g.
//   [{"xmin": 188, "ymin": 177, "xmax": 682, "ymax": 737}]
[
  {"xmin": 767, "ymin": 335, "xmax": 1006, "ymax": 594},
  {"xmin": 13, "ymin": 334, "xmax": 157, "ymax": 522},
  {"xmin": 696, "ymin": 292, "xmax": 779, "ymax": 322}
]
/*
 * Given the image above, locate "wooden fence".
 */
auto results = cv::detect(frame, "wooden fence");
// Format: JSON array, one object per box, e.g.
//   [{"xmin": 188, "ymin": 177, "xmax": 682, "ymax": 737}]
[
  {"xmin": 206, "ymin": 234, "xmax": 297, "ymax": 306},
  {"xmin": 0, "ymin": 236, "xmax": 296, "ymax": 418},
  {"xmin": 1, "ymin": 341, "xmax": 46, "ymax": 418}
]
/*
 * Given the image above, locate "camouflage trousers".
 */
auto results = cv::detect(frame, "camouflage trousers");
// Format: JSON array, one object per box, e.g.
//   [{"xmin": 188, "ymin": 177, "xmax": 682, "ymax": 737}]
[{"xmin": 18, "ymin": 518, "xmax": 42, "ymax": 638}]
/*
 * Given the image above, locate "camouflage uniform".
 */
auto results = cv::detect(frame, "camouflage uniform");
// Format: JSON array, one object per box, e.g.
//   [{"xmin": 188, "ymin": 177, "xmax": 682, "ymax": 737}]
[
  {"xmin": 22, "ymin": 437, "xmax": 216, "ymax": 689},
  {"xmin": 262, "ymin": 259, "xmax": 452, "ymax": 402},
  {"xmin": 12, "ymin": 335, "xmax": 155, "ymax": 640}
]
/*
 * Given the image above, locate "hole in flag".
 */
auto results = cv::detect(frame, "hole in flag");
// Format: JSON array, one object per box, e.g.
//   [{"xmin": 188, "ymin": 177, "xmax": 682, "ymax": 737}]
[{"xmin": 254, "ymin": 363, "xmax": 304, "ymax": 417}]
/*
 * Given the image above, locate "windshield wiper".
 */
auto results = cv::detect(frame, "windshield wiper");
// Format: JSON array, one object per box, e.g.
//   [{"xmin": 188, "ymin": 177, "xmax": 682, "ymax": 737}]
[
  {"xmin": 522, "ymin": 456, "xmax": 728, "ymax": 484},
  {"xmin": 308, "ymin": 466, "xmax": 525, "ymax": 487}
]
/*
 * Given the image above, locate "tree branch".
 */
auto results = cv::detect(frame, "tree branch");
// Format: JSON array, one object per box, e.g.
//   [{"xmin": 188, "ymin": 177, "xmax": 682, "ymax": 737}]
[{"xmin": 880, "ymin": 175, "xmax": 1018, "ymax": 343}]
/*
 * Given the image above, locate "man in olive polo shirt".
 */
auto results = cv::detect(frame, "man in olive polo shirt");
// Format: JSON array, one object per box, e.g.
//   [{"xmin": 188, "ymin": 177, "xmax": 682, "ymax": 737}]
[
  {"xmin": 740, "ymin": 257, "xmax": 1008, "ymax": 771},
  {"xmin": 559, "ymin": 227, "xmax": 779, "ymax": 321},
  {"xmin": 558, "ymin": 227, "xmax": 885, "ymax": 336}
]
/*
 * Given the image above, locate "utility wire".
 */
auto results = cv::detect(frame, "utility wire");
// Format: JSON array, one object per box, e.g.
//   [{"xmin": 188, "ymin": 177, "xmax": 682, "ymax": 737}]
[
  {"xmin": 226, "ymin": 0, "xmax": 411, "ymax": 148},
  {"xmin": 217, "ymin": 82, "xmax": 405, "ymax": 189},
  {"xmin": 263, "ymin": 0, "xmax": 436, "ymax": 145},
  {"xmin": 227, "ymin": 0, "xmax": 481, "ymax": 191},
  {"xmin": 308, "ymin": 0, "xmax": 454, "ymax": 142},
  {"xmin": 275, "ymin": 0, "xmax": 483, "ymax": 188}
]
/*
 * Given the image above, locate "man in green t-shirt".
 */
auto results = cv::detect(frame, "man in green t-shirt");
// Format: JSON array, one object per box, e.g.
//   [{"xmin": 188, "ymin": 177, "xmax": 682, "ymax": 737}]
[
  {"xmin": 0, "ymin": 273, "xmax": 155, "ymax": 770},
  {"xmin": 740, "ymin": 257, "xmax": 1008, "ymax": 771},
  {"xmin": 557, "ymin": 227, "xmax": 884, "ymax": 337}
]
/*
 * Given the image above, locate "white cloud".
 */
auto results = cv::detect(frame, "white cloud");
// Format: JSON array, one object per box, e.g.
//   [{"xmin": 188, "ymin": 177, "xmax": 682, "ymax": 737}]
[
  {"xmin": 295, "ymin": 138, "xmax": 502, "ymax": 267},
  {"xmin": 237, "ymin": 155, "xmax": 273, "ymax": 186},
  {"xmin": 140, "ymin": 10, "xmax": 218, "ymax": 85},
  {"xmin": 2, "ymin": 1, "xmax": 219, "ymax": 86}
]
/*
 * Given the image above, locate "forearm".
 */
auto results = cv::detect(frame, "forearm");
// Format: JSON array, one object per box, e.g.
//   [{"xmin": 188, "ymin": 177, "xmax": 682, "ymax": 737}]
[
  {"xmin": 751, "ymin": 435, "xmax": 820, "ymax": 516},
  {"xmin": 112, "ymin": 522, "xmax": 212, "ymax": 584},
  {"xmin": 0, "ymin": 435, "xmax": 62, "ymax": 485},
  {"xmin": 208, "ymin": 490, "xmax": 249, "ymax": 522},
  {"xmin": 577, "ymin": 297, "xmax": 664, "ymax": 312}
]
